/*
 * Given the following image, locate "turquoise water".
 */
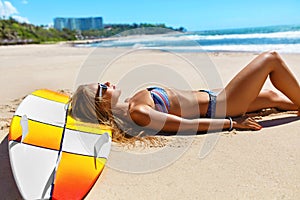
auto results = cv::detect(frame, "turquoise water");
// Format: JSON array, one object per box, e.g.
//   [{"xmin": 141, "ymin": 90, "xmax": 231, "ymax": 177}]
[{"xmin": 77, "ymin": 25, "xmax": 300, "ymax": 53}]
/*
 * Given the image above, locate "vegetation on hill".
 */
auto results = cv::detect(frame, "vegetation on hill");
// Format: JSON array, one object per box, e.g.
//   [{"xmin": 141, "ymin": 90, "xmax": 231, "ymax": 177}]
[
  {"xmin": 0, "ymin": 18, "xmax": 186, "ymax": 45},
  {"xmin": 0, "ymin": 18, "xmax": 76, "ymax": 45},
  {"xmin": 80, "ymin": 23, "xmax": 186, "ymax": 39}
]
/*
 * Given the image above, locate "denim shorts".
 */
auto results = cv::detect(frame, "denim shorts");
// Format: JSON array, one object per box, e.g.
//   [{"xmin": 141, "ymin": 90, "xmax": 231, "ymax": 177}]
[{"xmin": 199, "ymin": 89, "xmax": 217, "ymax": 118}]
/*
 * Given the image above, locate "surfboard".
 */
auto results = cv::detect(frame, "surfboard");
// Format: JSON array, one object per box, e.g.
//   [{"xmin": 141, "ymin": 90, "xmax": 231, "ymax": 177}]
[{"xmin": 8, "ymin": 89, "xmax": 112, "ymax": 200}]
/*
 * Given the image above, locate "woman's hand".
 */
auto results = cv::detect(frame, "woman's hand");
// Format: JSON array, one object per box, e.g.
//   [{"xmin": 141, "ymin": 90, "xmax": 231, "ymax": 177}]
[{"xmin": 232, "ymin": 116, "xmax": 262, "ymax": 130}]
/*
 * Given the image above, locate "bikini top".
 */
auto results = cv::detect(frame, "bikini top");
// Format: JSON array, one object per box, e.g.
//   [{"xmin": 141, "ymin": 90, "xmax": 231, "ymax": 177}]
[{"xmin": 147, "ymin": 87, "xmax": 170, "ymax": 113}]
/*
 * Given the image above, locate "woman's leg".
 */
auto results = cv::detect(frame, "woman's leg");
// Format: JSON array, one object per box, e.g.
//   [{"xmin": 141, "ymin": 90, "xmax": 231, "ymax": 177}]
[
  {"xmin": 247, "ymin": 89, "xmax": 298, "ymax": 112},
  {"xmin": 216, "ymin": 51, "xmax": 300, "ymax": 117}
]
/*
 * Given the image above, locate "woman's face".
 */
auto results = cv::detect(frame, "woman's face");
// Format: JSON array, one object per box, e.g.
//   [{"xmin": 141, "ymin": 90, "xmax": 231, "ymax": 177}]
[{"xmin": 91, "ymin": 82, "xmax": 121, "ymax": 106}]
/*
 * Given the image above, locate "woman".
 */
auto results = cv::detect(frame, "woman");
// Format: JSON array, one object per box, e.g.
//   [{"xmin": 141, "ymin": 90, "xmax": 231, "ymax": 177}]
[{"xmin": 69, "ymin": 51, "xmax": 300, "ymax": 142}]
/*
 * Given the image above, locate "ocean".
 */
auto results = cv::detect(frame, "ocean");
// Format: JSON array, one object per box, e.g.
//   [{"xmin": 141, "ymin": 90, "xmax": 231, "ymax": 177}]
[{"xmin": 77, "ymin": 25, "xmax": 300, "ymax": 53}]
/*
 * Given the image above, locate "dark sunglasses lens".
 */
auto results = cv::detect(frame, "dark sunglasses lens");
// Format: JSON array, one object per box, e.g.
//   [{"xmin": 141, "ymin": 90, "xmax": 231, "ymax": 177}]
[
  {"xmin": 100, "ymin": 84, "xmax": 108, "ymax": 89},
  {"xmin": 97, "ymin": 83, "xmax": 107, "ymax": 98}
]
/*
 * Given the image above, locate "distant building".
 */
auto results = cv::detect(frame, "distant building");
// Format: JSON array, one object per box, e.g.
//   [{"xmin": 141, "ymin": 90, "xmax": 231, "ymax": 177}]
[{"xmin": 54, "ymin": 17, "xmax": 103, "ymax": 31}]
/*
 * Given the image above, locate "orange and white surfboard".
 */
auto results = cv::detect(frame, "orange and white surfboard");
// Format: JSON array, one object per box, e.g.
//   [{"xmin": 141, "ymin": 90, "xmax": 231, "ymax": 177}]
[{"xmin": 8, "ymin": 89, "xmax": 112, "ymax": 200}]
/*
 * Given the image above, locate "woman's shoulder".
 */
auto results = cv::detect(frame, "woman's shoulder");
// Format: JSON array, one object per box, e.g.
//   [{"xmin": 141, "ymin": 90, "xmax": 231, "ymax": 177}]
[{"xmin": 130, "ymin": 89, "xmax": 153, "ymax": 103}]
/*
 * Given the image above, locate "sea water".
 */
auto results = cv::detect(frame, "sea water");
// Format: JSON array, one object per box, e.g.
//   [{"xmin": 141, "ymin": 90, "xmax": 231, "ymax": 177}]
[{"xmin": 77, "ymin": 25, "xmax": 300, "ymax": 53}]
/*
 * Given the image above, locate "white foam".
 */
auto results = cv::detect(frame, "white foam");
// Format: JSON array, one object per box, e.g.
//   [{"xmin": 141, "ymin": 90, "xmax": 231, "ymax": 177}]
[
  {"xmin": 139, "ymin": 44, "xmax": 300, "ymax": 53},
  {"xmin": 185, "ymin": 31, "xmax": 300, "ymax": 40}
]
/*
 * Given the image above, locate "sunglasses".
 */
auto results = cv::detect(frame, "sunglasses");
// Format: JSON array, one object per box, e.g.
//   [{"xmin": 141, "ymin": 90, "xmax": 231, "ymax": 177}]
[{"xmin": 96, "ymin": 83, "xmax": 108, "ymax": 99}]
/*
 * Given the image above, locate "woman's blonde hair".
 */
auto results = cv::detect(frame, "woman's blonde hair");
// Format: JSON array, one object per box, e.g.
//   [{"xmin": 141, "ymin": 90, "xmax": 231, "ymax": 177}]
[{"xmin": 68, "ymin": 84, "xmax": 162, "ymax": 147}]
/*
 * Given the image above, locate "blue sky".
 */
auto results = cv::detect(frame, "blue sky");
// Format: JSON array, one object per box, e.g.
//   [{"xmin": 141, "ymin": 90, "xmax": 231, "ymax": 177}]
[{"xmin": 0, "ymin": 0, "xmax": 299, "ymax": 31}]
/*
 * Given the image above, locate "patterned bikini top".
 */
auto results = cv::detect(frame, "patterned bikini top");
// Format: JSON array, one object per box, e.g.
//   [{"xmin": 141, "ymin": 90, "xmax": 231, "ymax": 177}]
[{"xmin": 147, "ymin": 87, "xmax": 170, "ymax": 113}]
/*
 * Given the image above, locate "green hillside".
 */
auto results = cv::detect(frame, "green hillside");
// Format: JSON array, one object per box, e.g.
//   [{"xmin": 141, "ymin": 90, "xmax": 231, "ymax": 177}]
[{"xmin": 0, "ymin": 18, "xmax": 76, "ymax": 45}]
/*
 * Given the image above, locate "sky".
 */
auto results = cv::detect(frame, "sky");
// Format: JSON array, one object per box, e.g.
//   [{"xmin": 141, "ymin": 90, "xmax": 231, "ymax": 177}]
[{"xmin": 0, "ymin": 0, "xmax": 299, "ymax": 31}]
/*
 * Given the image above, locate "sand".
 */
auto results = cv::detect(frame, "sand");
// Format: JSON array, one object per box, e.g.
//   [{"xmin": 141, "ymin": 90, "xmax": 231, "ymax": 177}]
[{"xmin": 0, "ymin": 44, "xmax": 299, "ymax": 199}]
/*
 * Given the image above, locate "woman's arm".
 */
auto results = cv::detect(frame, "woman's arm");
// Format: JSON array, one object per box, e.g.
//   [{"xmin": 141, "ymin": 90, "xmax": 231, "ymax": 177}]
[{"xmin": 129, "ymin": 105, "xmax": 261, "ymax": 132}]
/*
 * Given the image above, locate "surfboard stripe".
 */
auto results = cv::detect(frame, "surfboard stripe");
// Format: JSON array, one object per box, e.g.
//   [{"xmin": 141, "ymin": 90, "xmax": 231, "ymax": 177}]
[
  {"xmin": 9, "ymin": 141, "xmax": 59, "ymax": 200},
  {"xmin": 13, "ymin": 115, "xmax": 64, "ymax": 129},
  {"xmin": 52, "ymin": 152, "xmax": 106, "ymax": 200},
  {"xmin": 66, "ymin": 115, "xmax": 112, "ymax": 136},
  {"xmin": 14, "ymin": 94, "xmax": 67, "ymax": 127},
  {"xmin": 62, "ymin": 129, "xmax": 111, "ymax": 157},
  {"xmin": 9, "ymin": 116, "xmax": 63, "ymax": 150},
  {"xmin": 32, "ymin": 89, "xmax": 69, "ymax": 104}
]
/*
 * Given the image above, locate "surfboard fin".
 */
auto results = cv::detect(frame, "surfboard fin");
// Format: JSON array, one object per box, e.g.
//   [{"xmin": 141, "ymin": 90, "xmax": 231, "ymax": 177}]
[
  {"xmin": 41, "ymin": 167, "xmax": 56, "ymax": 199},
  {"xmin": 20, "ymin": 115, "xmax": 29, "ymax": 143},
  {"xmin": 93, "ymin": 132, "xmax": 109, "ymax": 168}
]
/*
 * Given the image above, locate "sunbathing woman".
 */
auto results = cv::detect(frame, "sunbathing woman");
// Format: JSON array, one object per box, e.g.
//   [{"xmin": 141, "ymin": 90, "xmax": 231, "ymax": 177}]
[{"xmin": 69, "ymin": 51, "xmax": 300, "ymax": 141}]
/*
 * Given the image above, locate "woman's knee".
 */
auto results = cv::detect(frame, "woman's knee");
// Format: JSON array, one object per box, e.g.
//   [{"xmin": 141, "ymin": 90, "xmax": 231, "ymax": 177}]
[
  {"xmin": 262, "ymin": 89, "xmax": 280, "ymax": 103},
  {"xmin": 260, "ymin": 51, "xmax": 281, "ymax": 62},
  {"xmin": 257, "ymin": 51, "xmax": 282, "ymax": 71}
]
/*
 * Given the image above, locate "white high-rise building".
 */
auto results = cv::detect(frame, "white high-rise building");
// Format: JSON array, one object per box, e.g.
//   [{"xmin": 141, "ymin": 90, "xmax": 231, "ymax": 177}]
[{"xmin": 54, "ymin": 17, "xmax": 103, "ymax": 31}]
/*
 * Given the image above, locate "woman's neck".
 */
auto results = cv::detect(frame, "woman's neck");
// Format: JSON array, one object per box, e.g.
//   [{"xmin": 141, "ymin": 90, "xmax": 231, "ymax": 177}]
[{"xmin": 112, "ymin": 102, "xmax": 130, "ymax": 119}]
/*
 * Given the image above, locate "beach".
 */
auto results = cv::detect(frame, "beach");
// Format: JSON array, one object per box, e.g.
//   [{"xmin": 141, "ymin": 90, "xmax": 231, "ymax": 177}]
[{"xmin": 0, "ymin": 44, "xmax": 300, "ymax": 199}]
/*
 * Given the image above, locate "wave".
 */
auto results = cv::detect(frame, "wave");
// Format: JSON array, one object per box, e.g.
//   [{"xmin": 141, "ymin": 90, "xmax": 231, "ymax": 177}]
[
  {"xmin": 139, "ymin": 44, "xmax": 300, "ymax": 53},
  {"xmin": 184, "ymin": 31, "xmax": 300, "ymax": 40}
]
